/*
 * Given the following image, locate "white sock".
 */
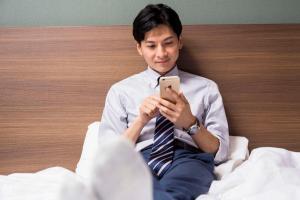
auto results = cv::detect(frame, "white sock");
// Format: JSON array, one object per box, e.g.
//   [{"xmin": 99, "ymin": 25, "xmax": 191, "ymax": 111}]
[
  {"xmin": 59, "ymin": 175, "xmax": 98, "ymax": 200},
  {"xmin": 88, "ymin": 136, "xmax": 152, "ymax": 200}
]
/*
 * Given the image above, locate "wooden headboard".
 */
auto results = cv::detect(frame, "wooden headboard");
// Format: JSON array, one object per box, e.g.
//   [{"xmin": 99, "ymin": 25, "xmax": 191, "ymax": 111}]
[{"xmin": 1, "ymin": 25, "xmax": 300, "ymax": 175}]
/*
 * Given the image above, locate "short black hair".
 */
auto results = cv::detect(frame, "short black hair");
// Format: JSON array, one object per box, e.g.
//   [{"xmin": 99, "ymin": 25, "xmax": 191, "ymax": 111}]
[{"xmin": 133, "ymin": 4, "xmax": 182, "ymax": 44}]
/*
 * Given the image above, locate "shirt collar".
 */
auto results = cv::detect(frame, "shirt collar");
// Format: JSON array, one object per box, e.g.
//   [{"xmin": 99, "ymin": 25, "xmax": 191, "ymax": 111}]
[{"xmin": 145, "ymin": 66, "xmax": 179, "ymax": 88}]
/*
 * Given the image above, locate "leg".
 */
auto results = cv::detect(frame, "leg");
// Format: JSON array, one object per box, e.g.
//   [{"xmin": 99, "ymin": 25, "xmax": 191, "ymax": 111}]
[
  {"xmin": 90, "ymin": 136, "xmax": 152, "ymax": 200},
  {"xmin": 160, "ymin": 149, "xmax": 215, "ymax": 200},
  {"xmin": 141, "ymin": 146, "xmax": 215, "ymax": 200},
  {"xmin": 61, "ymin": 136, "xmax": 152, "ymax": 200},
  {"xmin": 141, "ymin": 146, "xmax": 175, "ymax": 200}
]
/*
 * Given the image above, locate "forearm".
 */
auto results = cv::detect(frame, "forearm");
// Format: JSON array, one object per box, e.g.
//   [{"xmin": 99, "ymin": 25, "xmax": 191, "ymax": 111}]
[
  {"xmin": 191, "ymin": 124, "xmax": 220, "ymax": 154},
  {"xmin": 123, "ymin": 117, "xmax": 147, "ymax": 143}
]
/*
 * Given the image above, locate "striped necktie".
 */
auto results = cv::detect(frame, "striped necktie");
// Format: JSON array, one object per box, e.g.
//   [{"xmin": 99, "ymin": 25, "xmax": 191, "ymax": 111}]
[{"xmin": 148, "ymin": 114, "xmax": 175, "ymax": 177}]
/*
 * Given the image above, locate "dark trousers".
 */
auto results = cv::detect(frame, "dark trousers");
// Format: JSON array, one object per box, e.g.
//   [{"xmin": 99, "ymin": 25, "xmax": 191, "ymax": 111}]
[{"xmin": 141, "ymin": 145, "xmax": 215, "ymax": 200}]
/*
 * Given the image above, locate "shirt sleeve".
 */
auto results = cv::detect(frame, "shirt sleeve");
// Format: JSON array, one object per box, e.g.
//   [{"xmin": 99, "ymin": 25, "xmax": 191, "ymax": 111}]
[
  {"xmin": 203, "ymin": 81, "xmax": 229, "ymax": 163},
  {"xmin": 98, "ymin": 85, "xmax": 128, "ymax": 139}
]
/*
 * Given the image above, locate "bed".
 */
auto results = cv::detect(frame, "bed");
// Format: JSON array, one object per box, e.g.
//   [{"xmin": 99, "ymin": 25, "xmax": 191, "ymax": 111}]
[{"xmin": 1, "ymin": 25, "xmax": 300, "ymax": 199}]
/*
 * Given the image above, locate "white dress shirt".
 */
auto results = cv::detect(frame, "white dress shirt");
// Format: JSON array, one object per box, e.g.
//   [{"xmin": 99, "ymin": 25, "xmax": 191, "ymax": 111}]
[{"xmin": 98, "ymin": 66, "xmax": 229, "ymax": 163}]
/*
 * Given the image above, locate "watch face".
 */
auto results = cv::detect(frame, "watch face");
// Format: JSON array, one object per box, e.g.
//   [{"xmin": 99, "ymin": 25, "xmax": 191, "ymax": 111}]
[
  {"xmin": 185, "ymin": 118, "xmax": 200, "ymax": 136},
  {"xmin": 189, "ymin": 125, "xmax": 200, "ymax": 135}
]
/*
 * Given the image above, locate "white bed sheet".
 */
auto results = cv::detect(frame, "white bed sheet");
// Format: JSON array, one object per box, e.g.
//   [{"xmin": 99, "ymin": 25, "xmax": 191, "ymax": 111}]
[
  {"xmin": 198, "ymin": 147, "xmax": 300, "ymax": 200},
  {"xmin": 0, "ymin": 131, "xmax": 152, "ymax": 200},
  {"xmin": 0, "ymin": 167, "xmax": 80, "ymax": 200}
]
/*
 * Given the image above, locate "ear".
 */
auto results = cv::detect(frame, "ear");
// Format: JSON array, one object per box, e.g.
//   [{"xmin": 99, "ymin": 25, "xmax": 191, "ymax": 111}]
[
  {"xmin": 136, "ymin": 43, "xmax": 143, "ymax": 56},
  {"xmin": 178, "ymin": 36, "xmax": 183, "ymax": 50}
]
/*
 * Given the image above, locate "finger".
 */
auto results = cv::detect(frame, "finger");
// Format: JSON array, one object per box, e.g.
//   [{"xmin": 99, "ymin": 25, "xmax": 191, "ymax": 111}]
[
  {"xmin": 145, "ymin": 103, "xmax": 158, "ymax": 113},
  {"xmin": 144, "ymin": 100, "xmax": 157, "ymax": 109},
  {"xmin": 179, "ymin": 92, "xmax": 189, "ymax": 104},
  {"xmin": 145, "ymin": 101, "xmax": 159, "ymax": 112},
  {"xmin": 145, "ymin": 97, "xmax": 160, "ymax": 108},
  {"xmin": 159, "ymin": 104, "xmax": 177, "ymax": 118},
  {"xmin": 150, "ymin": 94, "xmax": 161, "ymax": 100},
  {"xmin": 150, "ymin": 95, "xmax": 162, "ymax": 103},
  {"xmin": 159, "ymin": 109, "xmax": 175, "ymax": 123},
  {"xmin": 158, "ymin": 98, "xmax": 177, "ymax": 111},
  {"xmin": 166, "ymin": 87, "xmax": 181, "ymax": 102},
  {"xmin": 140, "ymin": 105, "xmax": 151, "ymax": 116}
]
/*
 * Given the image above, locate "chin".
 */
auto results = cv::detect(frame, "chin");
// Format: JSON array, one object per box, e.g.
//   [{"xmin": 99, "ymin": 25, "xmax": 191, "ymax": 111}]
[
  {"xmin": 155, "ymin": 68, "xmax": 171, "ymax": 75},
  {"xmin": 154, "ymin": 64, "xmax": 174, "ymax": 73}
]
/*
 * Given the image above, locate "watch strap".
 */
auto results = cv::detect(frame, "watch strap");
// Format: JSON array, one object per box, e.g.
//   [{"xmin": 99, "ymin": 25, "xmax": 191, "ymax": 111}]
[{"xmin": 183, "ymin": 118, "xmax": 200, "ymax": 136}]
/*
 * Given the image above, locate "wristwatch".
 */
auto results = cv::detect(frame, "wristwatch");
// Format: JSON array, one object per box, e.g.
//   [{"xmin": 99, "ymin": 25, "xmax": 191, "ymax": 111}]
[{"xmin": 183, "ymin": 118, "xmax": 201, "ymax": 136}]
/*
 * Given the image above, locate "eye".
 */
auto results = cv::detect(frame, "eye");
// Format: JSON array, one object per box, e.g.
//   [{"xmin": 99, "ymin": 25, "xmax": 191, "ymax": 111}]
[
  {"xmin": 164, "ymin": 41, "xmax": 174, "ymax": 45},
  {"xmin": 146, "ymin": 45, "xmax": 156, "ymax": 49}
]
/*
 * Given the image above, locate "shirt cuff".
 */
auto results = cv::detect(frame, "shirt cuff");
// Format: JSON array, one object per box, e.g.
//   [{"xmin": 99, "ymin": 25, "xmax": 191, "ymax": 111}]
[{"xmin": 214, "ymin": 135, "xmax": 229, "ymax": 164}]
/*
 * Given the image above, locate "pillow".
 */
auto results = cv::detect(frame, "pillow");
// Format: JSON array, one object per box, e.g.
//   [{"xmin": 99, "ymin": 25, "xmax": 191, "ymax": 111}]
[
  {"xmin": 76, "ymin": 122, "xmax": 100, "ymax": 179},
  {"xmin": 76, "ymin": 122, "xmax": 249, "ymax": 180},
  {"xmin": 214, "ymin": 136, "xmax": 249, "ymax": 180}
]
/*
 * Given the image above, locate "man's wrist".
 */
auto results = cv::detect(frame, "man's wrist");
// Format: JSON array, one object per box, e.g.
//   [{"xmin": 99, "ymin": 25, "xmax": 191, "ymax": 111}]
[
  {"xmin": 183, "ymin": 116, "xmax": 197, "ymax": 130},
  {"xmin": 135, "ymin": 116, "xmax": 148, "ymax": 127},
  {"xmin": 183, "ymin": 117, "xmax": 201, "ymax": 136}
]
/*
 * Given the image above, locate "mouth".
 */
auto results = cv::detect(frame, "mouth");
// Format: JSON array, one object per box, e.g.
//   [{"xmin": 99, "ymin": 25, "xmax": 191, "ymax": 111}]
[{"xmin": 155, "ymin": 59, "xmax": 169, "ymax": 64}]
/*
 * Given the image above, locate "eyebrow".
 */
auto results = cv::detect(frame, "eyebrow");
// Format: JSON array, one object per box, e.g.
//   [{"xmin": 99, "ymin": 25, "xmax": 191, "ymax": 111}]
[{"xmin": 145, "ymin": 36, "xmax": 175, "ymax": 43}]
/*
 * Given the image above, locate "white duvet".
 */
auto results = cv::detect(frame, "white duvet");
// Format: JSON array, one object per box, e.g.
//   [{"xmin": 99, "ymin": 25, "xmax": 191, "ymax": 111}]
[
  {"xmin": 1, "ymin": 122, "xmax": 300, "ymax": 200},
  {"xmin": 198, "ymin": 147, "xmax": 300, "ymax": 200},
  {"xmin": 0, "ymin": 167, "xmax": 86, "ymax": 200},
  {"xmin": 0, "ymin": 134, "xmax": 152, "ymax": 200}
]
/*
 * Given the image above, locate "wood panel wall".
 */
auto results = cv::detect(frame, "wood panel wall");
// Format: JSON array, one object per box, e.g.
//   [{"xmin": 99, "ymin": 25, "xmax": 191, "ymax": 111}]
[{"xmin": 0, "ymin": 25, "xmax": 300, "ymax": 174}]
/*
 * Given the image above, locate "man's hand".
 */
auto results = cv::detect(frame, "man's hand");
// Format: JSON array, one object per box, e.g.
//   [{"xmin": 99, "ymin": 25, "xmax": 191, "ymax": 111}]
[
  {"xmin": 124, "ymin": 95, "xmax": 160, "ymax": 143},
  {"xmin": 138, "ymin": 95, "xmax": 160, "ymax": 124},
  {"xmin": 158, "ymin": 87, "xmax": 196, "ymax": 129}
]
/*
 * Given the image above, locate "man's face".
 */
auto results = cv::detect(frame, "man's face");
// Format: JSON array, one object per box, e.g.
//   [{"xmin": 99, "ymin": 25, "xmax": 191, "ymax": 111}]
[{"xmin": 137, "ymin": 24, "xmax": 182, "ymax": 75}]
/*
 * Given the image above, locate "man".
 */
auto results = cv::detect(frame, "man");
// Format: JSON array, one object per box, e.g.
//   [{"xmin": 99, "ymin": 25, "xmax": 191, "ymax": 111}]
[{"xmin": 99, "ymin": 4, "xmax": 229, "ymax": 200}]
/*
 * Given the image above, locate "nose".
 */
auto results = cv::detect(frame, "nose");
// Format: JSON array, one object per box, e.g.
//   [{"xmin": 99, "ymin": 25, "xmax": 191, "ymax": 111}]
[{"xmin": 156, "ymin": 45, "xmax": 168, "ymax": 58}]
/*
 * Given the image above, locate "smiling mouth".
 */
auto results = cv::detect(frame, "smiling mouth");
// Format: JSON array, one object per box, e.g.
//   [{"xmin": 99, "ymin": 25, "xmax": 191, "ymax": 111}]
[{"xmin": 156, "ymin": 60, "xmax": 169, "ymax": 63}]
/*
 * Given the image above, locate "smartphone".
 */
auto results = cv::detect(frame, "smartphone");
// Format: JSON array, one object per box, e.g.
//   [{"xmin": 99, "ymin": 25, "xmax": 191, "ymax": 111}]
[{"xmin": 159, "ymin": 76, "xmax": 180, "ymax": 102}]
